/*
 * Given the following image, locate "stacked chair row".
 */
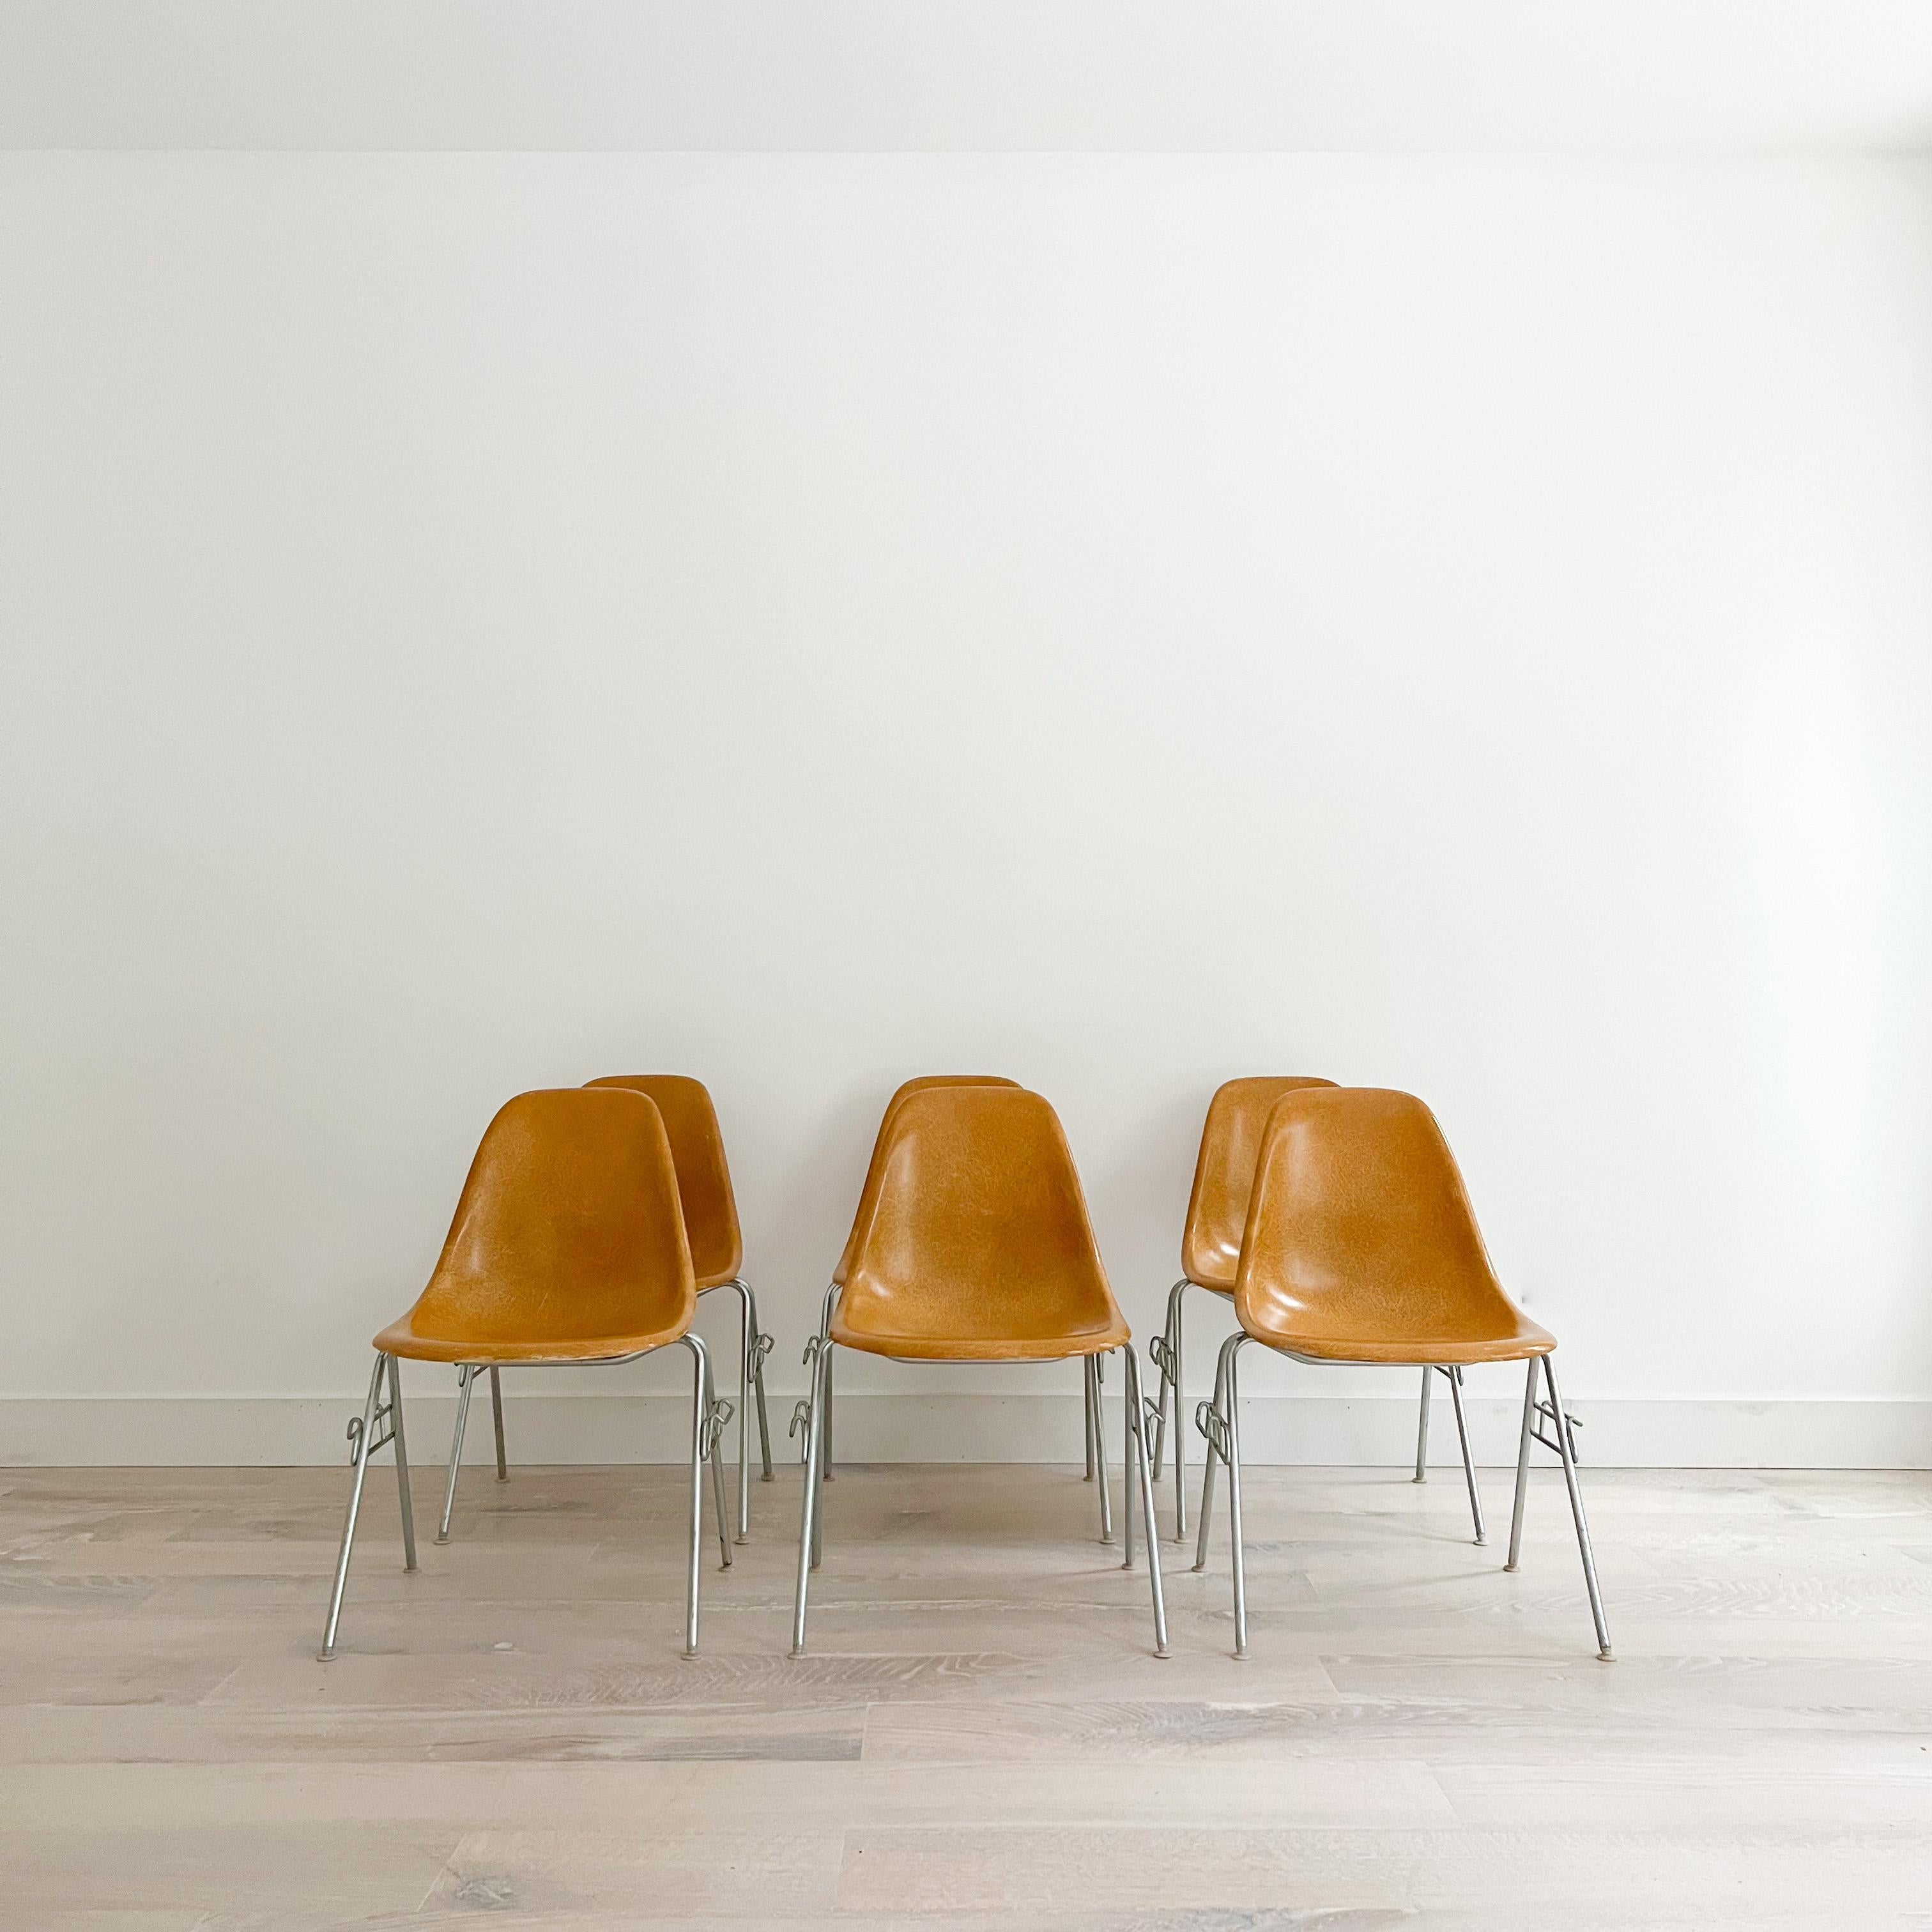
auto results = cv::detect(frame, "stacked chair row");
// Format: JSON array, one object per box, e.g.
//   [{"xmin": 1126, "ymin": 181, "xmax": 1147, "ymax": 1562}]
[
  {"xmin": 318, "ymin": 1076, "xmax": 769, "ymax": 1662},
  {"xmin": 319, "ymin": 1074, "xmax": 1611, "ymax": 1666}
]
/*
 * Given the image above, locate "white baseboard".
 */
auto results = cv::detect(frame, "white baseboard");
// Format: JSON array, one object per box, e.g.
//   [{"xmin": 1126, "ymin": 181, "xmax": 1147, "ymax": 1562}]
[{"xmin": 1, "ymin": 1393, "xmax": 1926, "ymax": 1469}]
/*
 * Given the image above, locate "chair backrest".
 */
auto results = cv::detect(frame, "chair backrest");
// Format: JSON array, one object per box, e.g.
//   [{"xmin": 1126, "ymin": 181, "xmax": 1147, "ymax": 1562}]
[
  {"xmin": 840, "ymin": 1085, "xmax": 1114, "ymax": 1345},
  {"xmin": 405, "ymin": 1087, "xmax": 695, "ymax": 1347},
  {"xmin": 1236, "ymin": 1086, "xmax": 1516, "ymax": 1347},
  {"xmin": 584, "ymin": 1075, "xmax": 741, "ymax": 1285},
  {"xmin": 1183, "ymin": 1076, "xmax": 1338, "ymax": 1287},
  {"xmin": 832, "ymin": 1075, "xmax": 1022, "ymax": 1285}
]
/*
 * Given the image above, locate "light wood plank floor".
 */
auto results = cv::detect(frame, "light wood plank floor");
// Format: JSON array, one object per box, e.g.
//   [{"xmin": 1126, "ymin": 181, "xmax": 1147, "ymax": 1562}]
[{"xmin": 3, "ymin": 1459, "xmax": 1929, "ymax": 1928}]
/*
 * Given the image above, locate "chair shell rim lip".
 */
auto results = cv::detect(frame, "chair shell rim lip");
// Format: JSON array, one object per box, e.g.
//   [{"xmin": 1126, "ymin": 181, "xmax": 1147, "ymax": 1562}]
[
  {"xmin": 834, "ymin": 1333, "xmax": 1131, "ymax": 1365},
  {"xmin": 827, "ymin": 1307, "xmax": 1130, "ymax": 1362},
  {"xmin": 378, "ymin": 1346, "xmax": 680, "ymax": 1370},
  {"xmin": 371, "ymin": 1326, "xmax": 692, "ymax": 1366},
  {"xmin": 1237, "ymin": 1330, "xmax": 1556, "ymax": 1367}
]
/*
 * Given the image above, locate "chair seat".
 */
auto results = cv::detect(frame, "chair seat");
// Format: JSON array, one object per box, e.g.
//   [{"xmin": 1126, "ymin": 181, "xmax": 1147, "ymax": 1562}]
[
  {"xmin": 373, "ymin": 1309, "xmax": 689, "ymax": 1365},
  {"xmin": 1196, "ymin": 1268, "xmax": 1554, "ymax": 1363},
  {"xmin": 832, "ymin": 1087, "xmax": 1130, "ymax": 1365},
  {"xmin": 830, "ymin": 1308, "xmax": 1129, "ymax": 1363},
  {"xmin": 1248, "ymin": 1308, "xmax": 1555, "ymax": 1367},
  {"xmin": 694, "ymin": 1266, "xmax": 738, "ymax": 1292},
  {"xmin": 372, "ymin": 1087, "xmax": 698, "ymax": 1370}
]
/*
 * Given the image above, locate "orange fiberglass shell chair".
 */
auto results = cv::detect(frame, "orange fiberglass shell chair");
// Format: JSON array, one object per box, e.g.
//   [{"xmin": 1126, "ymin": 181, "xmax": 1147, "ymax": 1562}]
[
  {"xmin": 1190, "ymin": 1086, "xmax": 1612, "ymax": 1660},
  {"xmin": 318, "ymin": 1087, "xmax": 734, "ymax": 1662},
  {"xmin": 790, "ymin": 1085, "xmax": 1169, "ymax": 1658},
  {"xmin": 434, "ymin": 1075, "xmax": 771, "ymax": 1546},
  {"xmin": 795, "ymin": 1075, "xmax": 1023, "ymax": 1485},
  {"xmin": 1153, "ymin": 1077, "xmax": 1485, "ymax": 1545},
  {"xmin": 579, "ymin": 1076, "xmax": 772, "ymax": 1542}
]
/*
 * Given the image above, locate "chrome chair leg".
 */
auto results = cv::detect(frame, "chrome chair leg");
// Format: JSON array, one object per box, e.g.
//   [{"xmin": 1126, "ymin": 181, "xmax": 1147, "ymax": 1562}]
[
  {"xmin": 728, "ymin": 1280, "xmax": 754, "ymax": 1543},
  {"xmin": 679, "ymin": 1333, "xmax": 712, "ymax": 1657},
  {"xmin": 694, "ymin": 1335, "xmax": 734, "ymax": 1574},
  {"xmin": 742, "ymin": 1279, "xmax": 775, "ymax": 1482},
  {"xmin": 812, "ymin": 1284, "xmax": 838, "ymax": 1561},
  {"xmin": 1541, "ymin": 1355, "xmax": 1613, "ymax": 1660},
  {"xmin": 1413, "ymin": 1365, "xmax": 1432, "ymax": 1480},
  {"xmin": 789, "ymin": 1287, "xmax": 836, "ymax": 1567},
  {"xmin": 1087, "ymin": 1354, "xmax": 1113, "ymax": 1544},
  {"xmin": 1446, "ymin": 1364, "xmax": 1486, "ymax": 1545},
  {"xmin": 817, "ymin": 1282, "xmax": 836, "ymax": 1485},
  {"xmin": 1505, "ymin": 1356, "xmax": 1612, "ymax": 1660},
  {"xmin": 489, "ymin": 1366, "xmax": 507, "ymax": 1480},
  {"xmin": 790, "ymin": 1335, "xmax": 831, "ymax": 1657},
  {"xmin": 387, "ymin": 1354, "xmax": 417, "ymax": 1572},
  {"xmin": 1119, "ymin": 1346, "xmax": 1170, "ymax": 1658},
  {"xmin": 436, "ymin": 1363, "xmax": 476, "ymax": 1544},
  {"xmin": 1083, "ymin": 1362, "xmax": 1096, "ymax": 1480},
  {"xmin": 1506, "ymin": 1357, "xmax": 1536, "ymax": 1570},
  {"xmin": 1169, "ymin": 1283, "xmax": 1187, "ymax": 1539},
  {"xmin": 1191, "ymin": 1337, "xmax": 1231, "ymax": 1572},
  {"xmin": 1220, "ymin": 1333, "xmax": 1251, "ymax": 1658},
  {"xmin": 319, "ymin": 1353, "xmax": 411, "ymax": 1661},
  {"xmin": 803, "ymin": 1339, "xmax": 826, "ymax": 1571},
  {"xmin": 822, "ymin": 1342, "xmax": 834, "ymax": 1482}
]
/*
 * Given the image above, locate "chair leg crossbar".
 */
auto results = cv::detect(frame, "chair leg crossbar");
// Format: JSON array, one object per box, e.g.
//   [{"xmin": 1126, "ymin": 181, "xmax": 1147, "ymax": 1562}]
[
  {"xmin": 790, "ymin": 1338, "xmax": 822, "ymax": 1467},
  {"xmin": 1528, "ymin": 1388, "xmax": 1584, "ymax": 1462}
]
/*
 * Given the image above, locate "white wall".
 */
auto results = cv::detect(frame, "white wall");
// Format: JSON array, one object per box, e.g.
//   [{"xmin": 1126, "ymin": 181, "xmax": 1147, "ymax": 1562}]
[{"xmin": 3, "ymin": 152, "xmax": 1929, "ymax": 1463}]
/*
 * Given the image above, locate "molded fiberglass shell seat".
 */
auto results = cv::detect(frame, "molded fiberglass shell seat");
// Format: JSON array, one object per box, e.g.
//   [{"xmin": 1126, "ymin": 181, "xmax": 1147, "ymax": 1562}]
[
  {"xmin": 373, "ymin": 1086, "xmax": 696, "ymax": 1365},
  {"xmin": 831, "ymin": 1085, "xmax": 1129, "ymax": 1363},
  {"xmin": 1234, "ymin": 1085, "xmax": 1554, "ymax": 1367}
]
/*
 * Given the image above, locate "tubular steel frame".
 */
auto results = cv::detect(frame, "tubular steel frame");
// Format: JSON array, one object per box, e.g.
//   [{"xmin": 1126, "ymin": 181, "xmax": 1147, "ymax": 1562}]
[
  {"xmin": 318, "ymin": 1334, "xmax": 733, "ymax": 1662},
  {"xmin": 1188, "ymin": 1336, "xmax": 1613, "ymax": 1662},
  {"xmin": 433, "ymin": 1278, "xmax": 774, "ymax": 1546},
  {"xmin": 787, "ymin": 1285, "xmax": 1169, "ymax": 1662},
  {"xmin": 1151, "ymin": 1276, "xmax": 1478, "ymax": 1544}
]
